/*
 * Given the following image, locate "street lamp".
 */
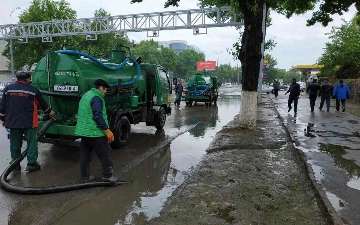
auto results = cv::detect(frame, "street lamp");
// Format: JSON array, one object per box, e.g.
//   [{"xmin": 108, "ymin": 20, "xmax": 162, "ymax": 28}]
[
  {"xmin": 10, "ymin": 7, "xmax": 21, "ymax": 81},
  {"xmin": 213, "ymin": 50, "xmax": 223, "ymax": 67}
]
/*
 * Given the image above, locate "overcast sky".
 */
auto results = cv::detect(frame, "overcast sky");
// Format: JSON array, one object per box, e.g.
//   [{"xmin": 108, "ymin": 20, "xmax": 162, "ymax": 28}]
[{"xmin": 0, "ymin": 0, "xmax": 357, "ymax": 70}]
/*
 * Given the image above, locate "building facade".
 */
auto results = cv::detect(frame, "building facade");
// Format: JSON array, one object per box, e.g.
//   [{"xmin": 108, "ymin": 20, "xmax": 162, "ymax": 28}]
[{"xmin": 158, "ymin": 40, "xmax": 203, "ymax": 55}]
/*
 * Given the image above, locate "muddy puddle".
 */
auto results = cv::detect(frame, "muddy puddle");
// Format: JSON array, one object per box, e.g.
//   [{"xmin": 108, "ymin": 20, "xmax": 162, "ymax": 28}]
[{"xmin": 52, "ymin": 96, "xmax": 241, "ymax": 225}]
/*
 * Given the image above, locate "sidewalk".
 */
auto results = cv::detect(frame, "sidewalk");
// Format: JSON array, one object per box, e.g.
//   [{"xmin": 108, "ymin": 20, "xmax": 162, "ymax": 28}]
[
  {"xmin": 148, "ymin": 96, "xmax": 333, "ymax": 225},
  {"xmin": 272, "ymin": 93, "xmax": 360, "ymax": 225}
]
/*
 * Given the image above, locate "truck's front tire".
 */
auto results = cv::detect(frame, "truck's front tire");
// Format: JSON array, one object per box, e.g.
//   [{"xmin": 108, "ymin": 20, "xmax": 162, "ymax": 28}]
[
  {"xmin": 154, "ymin": 107, "xmax": 166, "ymax": 130},
  {"xmin": 111, "ymin": 115, "xmax": 131, "ymax": 149}
]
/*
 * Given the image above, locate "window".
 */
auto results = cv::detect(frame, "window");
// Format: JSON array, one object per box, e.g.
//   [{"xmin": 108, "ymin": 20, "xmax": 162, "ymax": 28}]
[
  {"xmin": 169, "ymin": 43, "xmax": 187, "ymax": 52},
  {"xmin": 158, "ymin": 67, "xmax": 169, "ymax": 86}
]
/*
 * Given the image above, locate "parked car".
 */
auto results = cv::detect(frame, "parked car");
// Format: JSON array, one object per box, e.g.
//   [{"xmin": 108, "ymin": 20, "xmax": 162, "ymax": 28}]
[
  {"xmin": 261, "ymin": 84, "xmax": 273, "ymax": 94},
  {"xmin": 298, "ymin": 82, "xmax": 306, "ymax": 92},
  {"xmin": 224, "ymin": 83, "xmax": 232, "ymax": 88},
  {"xmin": 280, "ymin": 83, "xmax": 288, "ymax": 90}
]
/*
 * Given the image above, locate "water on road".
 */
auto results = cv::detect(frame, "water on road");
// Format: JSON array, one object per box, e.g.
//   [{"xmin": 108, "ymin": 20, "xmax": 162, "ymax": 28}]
[
  {"xmin": 273, "ymin": 91, "xmax": 360, "ymax": 224},
  {"xmin": 0, "ymin": 87, "xmax": 241, "ymax": 225}
]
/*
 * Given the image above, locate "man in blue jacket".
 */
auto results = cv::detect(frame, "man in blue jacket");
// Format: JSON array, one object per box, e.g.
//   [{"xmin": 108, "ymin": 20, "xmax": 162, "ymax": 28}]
[
  {"xmin": 333, "ymin": 79, "xmax": 350, "ymax": 112},
  {"xmin": 0, "ymin": 72, "xmax": 55, "ymax": 172},
  {"xmin": 285, "ymin": 78, "xmax": 301, "ymax": 117}
]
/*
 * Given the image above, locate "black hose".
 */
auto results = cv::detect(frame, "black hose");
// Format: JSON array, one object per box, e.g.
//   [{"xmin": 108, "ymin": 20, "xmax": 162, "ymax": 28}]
[{"xmin": 0, "ymin": 117, "xmax": 131, "ymax": 195}]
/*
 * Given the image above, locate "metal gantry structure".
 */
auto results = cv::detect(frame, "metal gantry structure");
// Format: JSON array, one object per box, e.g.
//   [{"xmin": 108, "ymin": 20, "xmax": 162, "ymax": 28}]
[{"xmin": 0, "ymin": 7, "xmax": 243, "ymax": 42}]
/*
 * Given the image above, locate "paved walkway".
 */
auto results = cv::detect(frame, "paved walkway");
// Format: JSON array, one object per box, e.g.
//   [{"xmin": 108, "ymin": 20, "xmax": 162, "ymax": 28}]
[
  {"xmin": 272, "ymin": 91, "xmax": 360, "ymax": 225},
  {"xmin": 148, "ymin": 97, "xmax": 331, "ymax": 225}
]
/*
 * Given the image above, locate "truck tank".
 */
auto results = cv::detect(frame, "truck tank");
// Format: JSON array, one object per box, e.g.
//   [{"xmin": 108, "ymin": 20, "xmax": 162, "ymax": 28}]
[
  {"xmin": 30, "ymin": 43, "xmax": 172, "ymax": 148},
  {"xmin": 181, "ymin": 70, "xmax": 220, "ymax": 107}
]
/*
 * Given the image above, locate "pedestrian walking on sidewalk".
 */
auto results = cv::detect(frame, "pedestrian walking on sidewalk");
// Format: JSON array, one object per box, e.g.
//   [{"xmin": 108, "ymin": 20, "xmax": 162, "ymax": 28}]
[
  {"xmin": 307, "ymin": 79, "xmax": 320, "ymax": 112},
  {"xmin": 273, "ymin": 79, "xmax": 280, "ymax": 98},
  {"xmin": 285, "ymin": 78, "xmax": 301, "ymax": 117},
  {"xmin": 75, "ymin": 79, "xmax": 118, "ymax": 183},
  {"xmin": 0, "ymin": 71, "xmax": 55, "ymax": 172},
  {"xmin": 174, "ymin": 80, "xmax": 183, "ymax": 107},
  {"xmin": 319, "ymin": 78, "xmax": 333, "ymax": 112},
  {"xmin": 333, "ymin": 79, "xmax": 350, "ymax": 112}
]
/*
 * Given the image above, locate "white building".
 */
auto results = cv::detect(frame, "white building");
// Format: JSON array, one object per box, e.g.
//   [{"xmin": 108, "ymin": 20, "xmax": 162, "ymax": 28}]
[{"xmin": 157, "ymin": 40, "xmax": 204, "ymax": 54}]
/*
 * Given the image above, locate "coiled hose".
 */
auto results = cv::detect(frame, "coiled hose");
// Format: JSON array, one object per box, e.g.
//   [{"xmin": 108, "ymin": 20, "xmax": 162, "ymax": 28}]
[
  {"xmin": 0, "ymin": 117, "xmax": 131, "ymax": 195},
  {"xmin": 186, "ymin": 84, "xmax": 212, "ymax": 96},
  {"xmin": 55, "ymin": 50, "xmax": 141, "ymax": 87}
]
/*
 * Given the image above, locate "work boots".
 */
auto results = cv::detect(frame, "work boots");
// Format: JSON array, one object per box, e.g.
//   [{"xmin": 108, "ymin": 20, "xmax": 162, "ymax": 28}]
[
  {"xmin": 101, "ymin": 176, "xmax": 118, "ymax": 182},
  {"xmin": 81, "ymin": 176, "xmax": 95, "ymax": 184},
  {"xmin": 26, "ymin": 164, "xmax": 41, "ymax": 172}
]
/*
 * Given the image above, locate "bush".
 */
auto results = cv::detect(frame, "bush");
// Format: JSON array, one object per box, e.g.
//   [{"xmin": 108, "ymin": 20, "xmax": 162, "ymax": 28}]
[{"xmin": 330, "ymin": 79, "xmax": 360, "ymax": 103}]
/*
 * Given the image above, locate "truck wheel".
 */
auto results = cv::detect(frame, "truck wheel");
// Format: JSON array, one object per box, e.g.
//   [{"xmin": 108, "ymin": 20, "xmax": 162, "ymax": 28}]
[
  {"xmin": 189, "ymin": 100, "xmax": 193, "ymax": 106},
  {"xmin": 111, "ymin": 116, "xmax": 131, "ymax": 149},
  {"xmin": 155, "ymin": 107, "xmax": 166, "ymax": 130}
]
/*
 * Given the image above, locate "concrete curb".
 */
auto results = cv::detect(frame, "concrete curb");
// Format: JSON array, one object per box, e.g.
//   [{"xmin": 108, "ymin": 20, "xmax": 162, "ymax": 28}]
[{"xmin": 270, "ymin": 98, "xmax": 344, "ymax": 225}]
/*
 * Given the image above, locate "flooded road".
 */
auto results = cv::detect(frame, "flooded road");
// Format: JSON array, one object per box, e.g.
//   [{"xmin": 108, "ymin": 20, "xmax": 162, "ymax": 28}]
[
  {"xmin": 273, "ymin": 92, "xmax": 360, "ymax": 224},
  {"xmin": 0, "ymin": 87, "xmax": 241, "ymax": 225}
]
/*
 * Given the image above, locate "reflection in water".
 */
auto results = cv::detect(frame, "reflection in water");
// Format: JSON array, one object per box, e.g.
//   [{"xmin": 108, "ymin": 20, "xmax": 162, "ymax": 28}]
[
  {"xmin": 52, "ymin": 95, "xmax": 241, "ymax": 225},
  {"xmin": 187, "ymin": 106, "xmax": 219, "ymax": 137},
  {"xmin": 53, "ymin": 144, "xmax": 173, "ymax": 225},
  {"xmin": 318, "ymin": 143, "xmax": 360, "ymax": 178}
]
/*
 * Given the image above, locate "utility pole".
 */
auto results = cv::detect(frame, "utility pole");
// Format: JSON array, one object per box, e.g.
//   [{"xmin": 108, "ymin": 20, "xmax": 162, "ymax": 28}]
[
  {"xmin": 213, "ymin": 50, "xmax": 223, "ymax": 68},
  {"xmin": 10, "ymin": 7, "xmax": 21, "ymax": 82},
  {"xmin": 257, "ymin": 4, "xmax": 266, "ymax": 104},
  {"xmin": 237, "ymin": 63, "xmax": 239, "ymax": 85}
]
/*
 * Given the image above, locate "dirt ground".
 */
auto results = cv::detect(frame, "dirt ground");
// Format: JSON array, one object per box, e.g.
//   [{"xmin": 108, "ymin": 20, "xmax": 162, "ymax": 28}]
[{"xmin": 148, "ymin": 98, "xmax": 332, "ymax": 225}]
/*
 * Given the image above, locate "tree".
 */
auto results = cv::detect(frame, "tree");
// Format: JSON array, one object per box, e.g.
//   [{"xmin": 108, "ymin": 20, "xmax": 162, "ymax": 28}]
[
  {"xmin": 131, "ymin": 39, "xmax": 160, "ymax": 64},
  {"xmin": 131, "ymin": 0, "xmax": 359, "ymax": 129},
  {"xmin": 1, "ymin": 0, "xmax": 78, "ymax": 70},
  {"xmin": 175, "ymin": 49, "xmax": 205, "ymax": 79},
  {"xmin": 264, "ymin": 53, "xmax": 278, "ymax": 83},
  {"xmin": 77, "ymin": 8, "xmax": 132, "ymax": 59},
  {"xmin": 159, "ymin": 46, "xmax": 178, "ymax": 72},
  {"xmin": 318, "ymin": 18, "xmax": 360, "ymax": 79},
  {"xmin": 283, "ymin": 70, "xmax": 301, "ymax": 83},
  {"xmin": 215, "ymin": 64, "xmax": 237, "ymax": 83}
]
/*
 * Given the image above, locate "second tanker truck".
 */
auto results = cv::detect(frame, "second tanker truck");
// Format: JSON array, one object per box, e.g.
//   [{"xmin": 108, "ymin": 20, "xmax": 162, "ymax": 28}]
[
  {"xmin": 181, "ymin": 71, "xmax": 220, "ymax": 107},
  {"xmin": 27, "ymin": 43, "xmax": 172, "ymax": 148}
]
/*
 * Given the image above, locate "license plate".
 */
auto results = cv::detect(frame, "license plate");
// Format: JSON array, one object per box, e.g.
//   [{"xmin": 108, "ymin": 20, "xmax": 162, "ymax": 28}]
[{"xmin": 54, "ymin": 85, "xmax": 79, "ymax": 92}]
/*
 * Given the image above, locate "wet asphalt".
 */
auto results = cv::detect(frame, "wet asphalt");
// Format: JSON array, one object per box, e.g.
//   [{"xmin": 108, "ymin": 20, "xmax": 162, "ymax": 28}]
[
  {"xmin": 0, "ymin": 86, "xmax": 241, "ymax": 225},
  {"xmin": 272, "ymin": 90, "xmax": 360, "ymax": 225}
]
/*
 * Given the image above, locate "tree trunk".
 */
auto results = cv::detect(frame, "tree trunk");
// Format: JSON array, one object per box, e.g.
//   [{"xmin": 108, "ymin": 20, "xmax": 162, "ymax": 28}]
[{"xmin": 238, "ymin": 2, "xmax": 265, "ymax": 129}]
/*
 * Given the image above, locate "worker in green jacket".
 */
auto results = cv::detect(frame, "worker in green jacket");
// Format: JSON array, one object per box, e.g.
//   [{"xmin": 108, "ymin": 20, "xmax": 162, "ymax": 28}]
[{"xmin": 75, "ymin": 79, "xmax": 117, "ymax": 183}]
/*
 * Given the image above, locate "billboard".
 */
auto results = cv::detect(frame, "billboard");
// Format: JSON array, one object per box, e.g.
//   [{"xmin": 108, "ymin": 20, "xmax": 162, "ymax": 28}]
[{"xmin": 197, "ymin": 61, "xmax": 216, "ymax": 71}]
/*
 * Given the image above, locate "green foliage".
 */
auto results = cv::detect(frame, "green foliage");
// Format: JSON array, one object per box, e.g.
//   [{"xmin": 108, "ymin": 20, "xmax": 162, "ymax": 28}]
[
  {"xmin": 175, "ymin": 49, "xmax": 206, "ymax": 79},
  {"xmin": 213, "ymin": 64, "xmax": 240, "ymax": 83},
  {"xmin": 129, "ymin": 40, "xmax": 206, "ymax": 77},
  {"xmin": 159, "ymin": 46, "xmax": 178, "ymax": 71},
  {"xmin": 264, "ymin": 53, "xmax": 301, "ymax": 83},
  {"xmin": 2, "ymin": 0, "xmax": 78, "ymax": 70},
  {"xmin": 283, "ymin": 70, "xmax": 301, "ymax": 83},
  {"xmin": 77, "ymin": 8, "xmax": 132, "ymax": 59},
  {"xmin": 131, "ymin": 39, "xmax": 160, "ymax": 64},
  {"xmin": 265, "ymin": 53, "xmax": 279, "ymax": 82},
  {"xmin": 1, "ymin": 2, "xmax": 131, "ymax": 70},
  {"xmin": 318, "ymin": 18, "xmax": 360, "ymax": 79}
]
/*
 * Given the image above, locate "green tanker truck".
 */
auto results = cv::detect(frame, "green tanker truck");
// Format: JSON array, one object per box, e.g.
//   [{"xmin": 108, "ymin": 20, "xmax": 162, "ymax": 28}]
[
  {"xmin": 29, "ymin": 43, "xmax": 172, "ymax": 148},
  {"xmin": 181, "ymin": 71, "xmax": 220, "ymax": 107}
]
